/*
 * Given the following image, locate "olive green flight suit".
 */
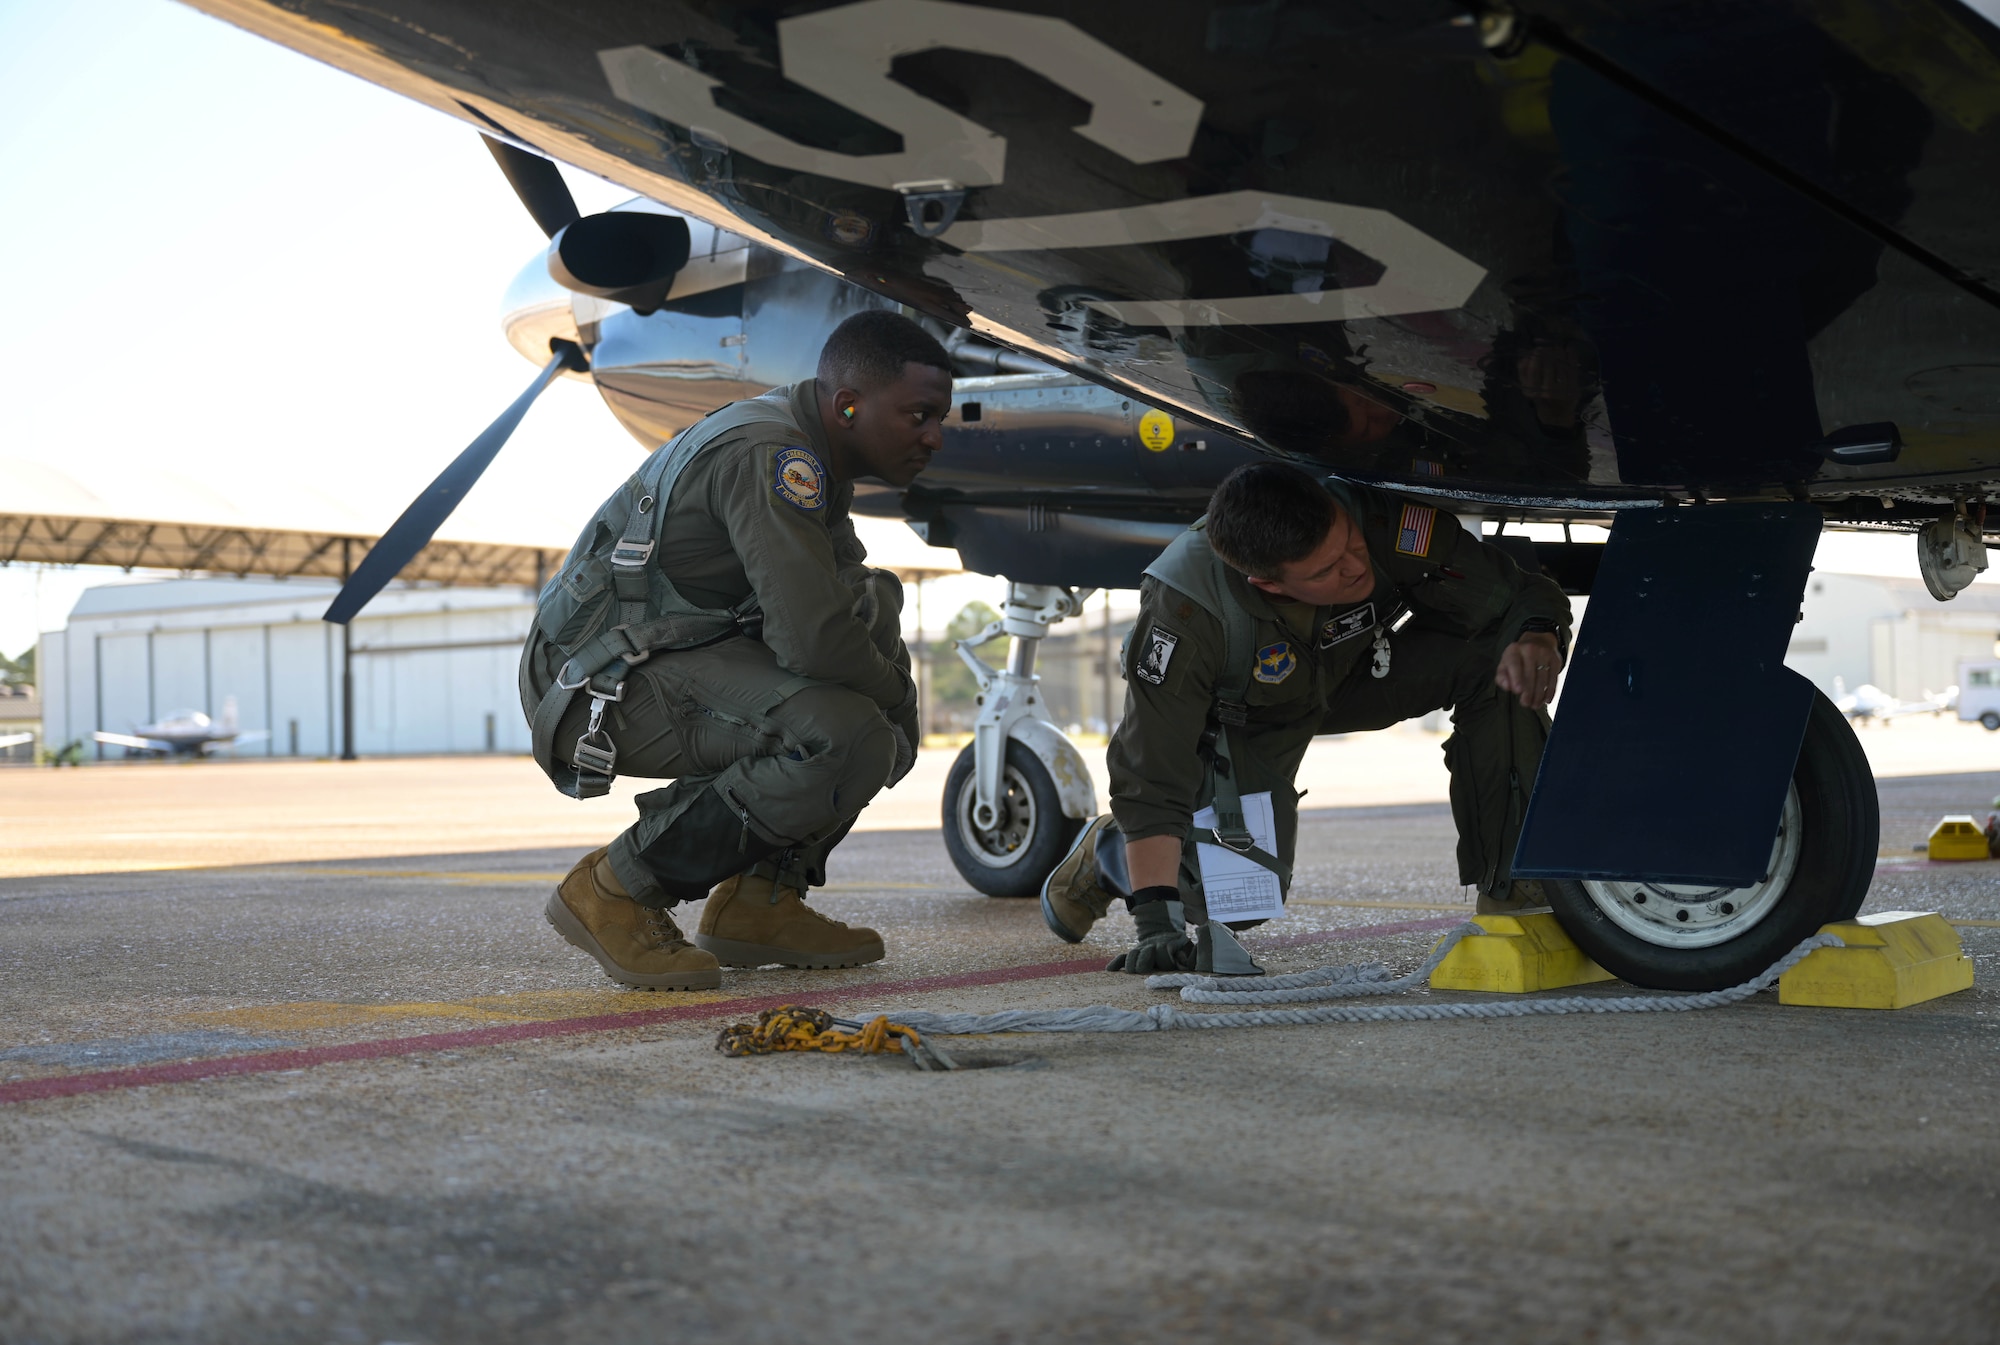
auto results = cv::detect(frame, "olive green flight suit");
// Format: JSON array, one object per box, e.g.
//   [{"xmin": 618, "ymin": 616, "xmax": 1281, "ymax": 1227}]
[
  {"xmin": 1107, "ymin": 482, "xmax": 1573, "ymax": 917},
  {"xmin": 520, "ymin": 379, "xmax": 918, "ymax": 905}
]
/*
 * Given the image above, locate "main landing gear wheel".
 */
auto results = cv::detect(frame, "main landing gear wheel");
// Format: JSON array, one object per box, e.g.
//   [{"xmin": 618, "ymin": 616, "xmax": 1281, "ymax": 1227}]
[
  {"xmin": 1545, "ymin": 689, "xmax": 1877, "ymax": 991},
  {"xmin": 942, "ymin": 740, "xmax": 1084, "ymax": 898}
]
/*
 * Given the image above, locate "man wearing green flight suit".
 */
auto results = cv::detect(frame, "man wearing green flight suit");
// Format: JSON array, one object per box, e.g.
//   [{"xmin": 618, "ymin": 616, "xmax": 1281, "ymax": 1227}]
[
  {"xmin": 521, "ymin": 311, "xmax": 952, "ymax": 989},
  {"xmin": 1041, "ymin": 460, "xmax": 1573, "ymax": 974}
]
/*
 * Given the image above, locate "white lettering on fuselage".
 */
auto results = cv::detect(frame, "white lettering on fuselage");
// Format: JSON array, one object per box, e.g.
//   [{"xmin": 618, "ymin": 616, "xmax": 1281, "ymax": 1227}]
[{"xmin": 598, "ymin": 0, "xmax": 1485, "ymax": 327}]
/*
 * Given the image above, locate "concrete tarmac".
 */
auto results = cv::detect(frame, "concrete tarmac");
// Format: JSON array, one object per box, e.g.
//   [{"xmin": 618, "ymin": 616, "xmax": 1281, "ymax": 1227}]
[{"xmin": 1, "ymin": 748, "xmax": 1996, "ymax": 1343}]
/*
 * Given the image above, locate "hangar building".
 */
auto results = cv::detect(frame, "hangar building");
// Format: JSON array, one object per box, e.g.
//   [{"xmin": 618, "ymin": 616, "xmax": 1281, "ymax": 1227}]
[{"xmin": 38, "ymin": 579, "xmax": 533, "ymax": 759}]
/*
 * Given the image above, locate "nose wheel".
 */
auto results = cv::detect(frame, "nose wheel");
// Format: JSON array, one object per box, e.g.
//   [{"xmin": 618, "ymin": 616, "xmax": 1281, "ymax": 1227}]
[{"xmin": 942, "ymin": 740, "xmax": 1084, "ymax": 897}]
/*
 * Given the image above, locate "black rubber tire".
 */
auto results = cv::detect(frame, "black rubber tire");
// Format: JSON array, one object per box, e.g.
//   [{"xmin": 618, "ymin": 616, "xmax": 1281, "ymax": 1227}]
[
  {"xmin": 1980, "ymin": 710, "xmax": 1999, "ymax": 732},
  {"xmin": 941, "ymin": 740, "xmax": 1085, "ymax": 897},
  {"xmin": 1546, "ymin": 689, "xmax": 1876, "ymax": 991}
]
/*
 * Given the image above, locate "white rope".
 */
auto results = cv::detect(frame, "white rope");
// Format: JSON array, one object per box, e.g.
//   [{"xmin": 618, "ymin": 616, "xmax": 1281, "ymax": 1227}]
[
  {"xmin": 885, "ymin": 927, "xmax": 1844, "ymax": 1037},
  {"xmin": 1147, "ymin": 922, "xmax": 1481, "ymax": 1003}
]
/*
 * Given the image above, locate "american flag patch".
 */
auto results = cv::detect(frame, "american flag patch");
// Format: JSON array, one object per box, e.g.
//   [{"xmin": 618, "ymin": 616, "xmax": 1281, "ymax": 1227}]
[
  {"xmin": 1396, "ymin": 503, "xmax": 1436, "ymax": 556},
  {"xmin": 1411, "ymin": 458, "xmax": 1444, "ymax": 477}
]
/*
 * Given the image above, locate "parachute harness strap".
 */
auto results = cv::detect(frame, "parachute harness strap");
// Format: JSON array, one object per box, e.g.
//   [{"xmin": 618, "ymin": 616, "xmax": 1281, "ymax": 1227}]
[
  {"xmin": 715, "ymin": 1005, "xmax": 958, "ymax": 1070},
  {"xmin": 874, "ymin": 926, "xmax": 1845, "ymax": 1036}
]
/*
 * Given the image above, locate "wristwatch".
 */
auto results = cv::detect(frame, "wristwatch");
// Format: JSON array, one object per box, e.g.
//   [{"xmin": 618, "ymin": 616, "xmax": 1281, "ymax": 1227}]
[{"xmin": 1519, "ymin": 616, "xmax": 1569, "ymax": 660}]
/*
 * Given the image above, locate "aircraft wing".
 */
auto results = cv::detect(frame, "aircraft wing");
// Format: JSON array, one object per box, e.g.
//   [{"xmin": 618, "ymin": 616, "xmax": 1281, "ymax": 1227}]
[
  {"xmin": 0, "ymin": 732, "xmax": 32, "ymax": 750},
  {"xmin": 201, "ymin": 731, "xmax": 271, "ymax": 753},
  {"xmin": 1877, "ymin": 689, "xmax": 1959, "ymax": 719},
  {"xmin": 178, "ymin": 0, "xmax": 2000, "ymax": 513},
  {"xmin": 93, "ymin": 731, "xmax": 174, "ymax": 752}
]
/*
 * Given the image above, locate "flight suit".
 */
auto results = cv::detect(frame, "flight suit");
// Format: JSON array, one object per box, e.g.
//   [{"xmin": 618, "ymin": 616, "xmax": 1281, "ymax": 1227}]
[
  {"xmin": 520, "ymin": 379, "xmax": 918, "ymax": 906},
  {"xmin": 1107, "ymin": 482, "xmax": 1573, "ymax": 916}
]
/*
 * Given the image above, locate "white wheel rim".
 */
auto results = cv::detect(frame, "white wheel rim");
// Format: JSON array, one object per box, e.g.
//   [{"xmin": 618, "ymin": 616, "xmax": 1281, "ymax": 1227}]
[
  {"xmin": 1580, "ymin": 783, "xmax": 1803, "ymax": 949},
  {"xmin": 956, "ymin": 763, "xmax": 1037, "ymax": 868}
]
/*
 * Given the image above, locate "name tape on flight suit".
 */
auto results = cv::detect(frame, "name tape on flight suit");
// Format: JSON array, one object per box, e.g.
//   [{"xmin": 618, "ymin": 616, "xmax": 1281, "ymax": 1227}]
[{"xmin": 1320, "ymin": 604, "xmax": 1375, "ymax": 648}]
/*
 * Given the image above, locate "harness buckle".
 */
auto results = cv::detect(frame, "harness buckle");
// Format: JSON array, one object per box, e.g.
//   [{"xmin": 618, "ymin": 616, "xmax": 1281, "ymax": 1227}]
[
  {"xmin": 610, "ymin": 540, "xmax": 655, "ymax": 568},
  {"xmin": 1212, "ymin": 827, "xmax": 1255, "ymax": 854},
  {"xmin": 1214, "ymin": 700, "xmax": 1249, "ymax": 727},
  {"xmin": 571, "ymin": 736, "xmax": 617, "ymax": 777},
  {"xmin": 572, "ymin": 691, "xmax": 621, "ymax": 777}
]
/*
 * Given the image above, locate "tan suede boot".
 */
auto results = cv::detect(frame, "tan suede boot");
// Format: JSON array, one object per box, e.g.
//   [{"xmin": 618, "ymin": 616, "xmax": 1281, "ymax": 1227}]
[
  {"xmin": 544, "ymin": 847, "xmax": 722, "ymax": 990},
  {"xmin": 694, "ymin": 874, "xmax": 885, "ymax": 969},
  {"xmin": 1040, "ymin": 815, "xmax": 1118, "ymax": 943},
  {"xmin": 1475, "ymin": 878, "xmax": 1554, "ymax": 915}
]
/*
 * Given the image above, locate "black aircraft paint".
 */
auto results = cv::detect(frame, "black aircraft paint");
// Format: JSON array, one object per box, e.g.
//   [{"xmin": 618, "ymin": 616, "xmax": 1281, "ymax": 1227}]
[{"xmin": 190, "ymin": 0, "xmax": 2000, "ymax": 516}]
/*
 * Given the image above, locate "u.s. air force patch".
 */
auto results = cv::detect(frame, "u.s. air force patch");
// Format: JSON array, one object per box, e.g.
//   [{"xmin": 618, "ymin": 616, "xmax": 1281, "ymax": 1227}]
[
  {"xmin": 1320, "ymin": 604, "xmax": 1375, "ymax": 648},
  {"xmin": 772, "ymin": 447, "xmax": 827, "ymax": 511},
  {"xmin": 1254, "ymin": 641, "xmax": 1296, "ymax": 684}
]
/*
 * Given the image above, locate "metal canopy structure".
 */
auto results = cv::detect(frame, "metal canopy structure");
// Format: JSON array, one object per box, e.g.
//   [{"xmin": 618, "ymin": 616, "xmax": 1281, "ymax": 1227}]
[
  {"xmin": 0, "ymin": 458, "xmax": 562, "ymax": 590},
  {"xmin": 0, "ymin": 511, "xmax": 554, "ymax": 589}
]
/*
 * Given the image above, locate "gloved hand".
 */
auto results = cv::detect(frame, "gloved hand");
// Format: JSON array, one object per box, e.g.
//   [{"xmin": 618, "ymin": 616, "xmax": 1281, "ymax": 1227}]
[
  {"xmin": 1105, "ymin": 897, "xmax": 1195, "ymax": 974},
  {"xmin": 849, "ymin": 568, "xmax": 905, "ymax": 647},
  {"xmin": 887, "ymin": 720, "xmax": 917, "ymax": 787}
]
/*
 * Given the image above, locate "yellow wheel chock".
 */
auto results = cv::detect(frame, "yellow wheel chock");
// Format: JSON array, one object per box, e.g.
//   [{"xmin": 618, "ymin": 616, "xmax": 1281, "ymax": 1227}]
[
  {"xmin": 1926, "ymin": 815, "xmax": 1990, "ymax": 861},
  {"xmin": 1778, "ymin": 911, "xmax": 1975, "ymax": 1009},
  {"xmin": 1428, "ymin": 912, "xmax": 1614, "ymax": 993}
]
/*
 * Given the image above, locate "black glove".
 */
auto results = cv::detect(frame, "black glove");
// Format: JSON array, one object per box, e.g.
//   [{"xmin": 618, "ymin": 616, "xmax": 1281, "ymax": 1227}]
[
  {"xmin": 1105, "ymin": 896, "xmax": 1195, "ymax": 974},
  {"xmin": 887, "ymin": 720, "xmax": 917, "ymax": 786}
]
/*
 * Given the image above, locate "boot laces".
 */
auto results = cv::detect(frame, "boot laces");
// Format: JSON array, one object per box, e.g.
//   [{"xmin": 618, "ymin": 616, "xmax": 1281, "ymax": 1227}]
[
  {"xmin": 642, "ymin": 906, "xmax": 691, "ymax": 950},
  {"xmin": 777, "ymin": 885, "xmax": 851, "ymax": 932}
]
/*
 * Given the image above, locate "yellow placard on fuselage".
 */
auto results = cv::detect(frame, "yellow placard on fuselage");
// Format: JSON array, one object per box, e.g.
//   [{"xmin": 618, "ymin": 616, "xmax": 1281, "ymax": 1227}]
[{"xmin": 1138, "ymin": 408, "xmax": 1175, "ymax": 452}]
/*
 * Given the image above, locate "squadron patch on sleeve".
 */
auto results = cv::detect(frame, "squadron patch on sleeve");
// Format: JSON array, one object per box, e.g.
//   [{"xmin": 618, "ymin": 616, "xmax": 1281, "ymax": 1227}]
[
  {"xmin": 772, "ymin": 446, "xmax": 827, "ymax": 511},
  {"xmin": 1134, "ymin": 627, "xmax": 1180, "ymax": 685},
  {"xmin": 1254, "ymin": 641, "xmax": 1297, "ymax": 684},
  {"xmin": 1395, "ymin": 503, "xmax": 1436, "ymax": 556},
  {"xmin": 1319, "ymin": 603, "xmax": 1376, "ymax": 648}
]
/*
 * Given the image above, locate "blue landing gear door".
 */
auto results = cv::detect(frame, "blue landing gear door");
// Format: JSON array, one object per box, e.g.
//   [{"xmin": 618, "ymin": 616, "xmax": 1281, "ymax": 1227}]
[{"xmin": 1513, "ymin": 503, "xmax": 1821, "ymax": 887}]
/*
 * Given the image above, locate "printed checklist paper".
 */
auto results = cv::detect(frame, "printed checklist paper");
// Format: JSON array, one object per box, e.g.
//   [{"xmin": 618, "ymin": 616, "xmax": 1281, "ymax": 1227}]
[{"xmin": 1190, "ymin": 791, "xmax": 1285, "ymax": 923}]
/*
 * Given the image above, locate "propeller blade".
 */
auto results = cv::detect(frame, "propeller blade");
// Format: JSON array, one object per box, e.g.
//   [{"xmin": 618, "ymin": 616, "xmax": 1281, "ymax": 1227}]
[
  {"xmin": 324, "ymin": 341, "xmax": 586, "ymax": 625},
  {"xmin": 482, "ymin": 135, "xmax": 580, "ymax": 238}
]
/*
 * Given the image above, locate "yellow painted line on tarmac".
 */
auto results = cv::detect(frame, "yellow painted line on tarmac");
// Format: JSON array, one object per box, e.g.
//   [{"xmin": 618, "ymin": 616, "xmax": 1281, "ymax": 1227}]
[{"xmin": 1950, "ymin": 918, "xmax": 2000, "ymax": 928}]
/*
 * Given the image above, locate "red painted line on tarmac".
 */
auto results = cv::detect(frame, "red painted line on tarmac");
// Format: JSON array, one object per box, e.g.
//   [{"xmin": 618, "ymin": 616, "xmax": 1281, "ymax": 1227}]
[{"xmin": 0, "ymin": 915, "xmax": 1457, "ymax": 1107}]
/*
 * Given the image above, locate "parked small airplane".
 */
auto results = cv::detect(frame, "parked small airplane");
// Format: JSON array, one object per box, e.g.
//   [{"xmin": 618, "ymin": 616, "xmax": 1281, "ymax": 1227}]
[
  {"xmin": 1832, "ymin": 678, "xmax": 1959, "ymax": 724},
  {"xmin": 92, "ymin": 697, "xmax": 269, "ymax": 757}
]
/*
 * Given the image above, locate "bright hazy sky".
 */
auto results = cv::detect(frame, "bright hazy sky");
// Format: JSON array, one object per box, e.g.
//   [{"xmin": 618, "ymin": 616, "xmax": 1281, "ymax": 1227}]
[{"xmin": 0, "ymin": 0, "xmax": 1978, "ymax": 657}]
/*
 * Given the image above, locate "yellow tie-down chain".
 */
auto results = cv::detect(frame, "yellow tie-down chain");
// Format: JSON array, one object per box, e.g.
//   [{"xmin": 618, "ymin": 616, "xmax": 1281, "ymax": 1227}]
[{"xmin": 715, "ymin": 1005, "xmax": 959, "ymax": 1070}]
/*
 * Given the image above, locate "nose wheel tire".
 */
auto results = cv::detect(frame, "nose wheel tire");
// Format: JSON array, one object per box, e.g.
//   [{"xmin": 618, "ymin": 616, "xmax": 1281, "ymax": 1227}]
[
  {"xmin": 1545, "ymin": 688, "xmax": 1877, "ymax": 991},
  {"xmin": 942, "ymin": 740, "xmax": 1085, "ymax": 897}
]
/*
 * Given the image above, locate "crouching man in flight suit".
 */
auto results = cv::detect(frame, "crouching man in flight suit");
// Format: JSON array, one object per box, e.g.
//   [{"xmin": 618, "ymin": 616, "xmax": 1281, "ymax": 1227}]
[
  {"xmin": 521, "ymin": 311, "xmax": 951, "ymax": 989},
  {"xmin": 1042, "ymin": 461, "xmax": 1573, "ymax": 974}
]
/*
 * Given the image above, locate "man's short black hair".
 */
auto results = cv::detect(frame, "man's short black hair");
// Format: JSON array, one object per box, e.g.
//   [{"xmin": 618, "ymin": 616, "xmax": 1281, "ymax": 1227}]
[
  {"xmin": 1205, "ymin": 461, "xmax": 1341, "ymax": 579},
  {"xmin": 816, "ymin": 310, "xmax": 953, "ymax": 392}
]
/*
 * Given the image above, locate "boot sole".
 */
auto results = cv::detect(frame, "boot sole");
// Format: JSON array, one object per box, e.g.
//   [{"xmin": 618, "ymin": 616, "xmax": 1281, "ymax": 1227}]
[
  {"xmin": 1038, "ymin": 821, "xmax": 1101, "ymax": 944},
  {"xmin": 1039, "ymin": 886, "xmax": 1087, "ymax": 944},
  {"xmin": 692, "ymin": 932, "xmax": 885, "ymax": 969},
  {"xmin": 543, "ymin": 891, "xmax": 723, "ymax": 990}
]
